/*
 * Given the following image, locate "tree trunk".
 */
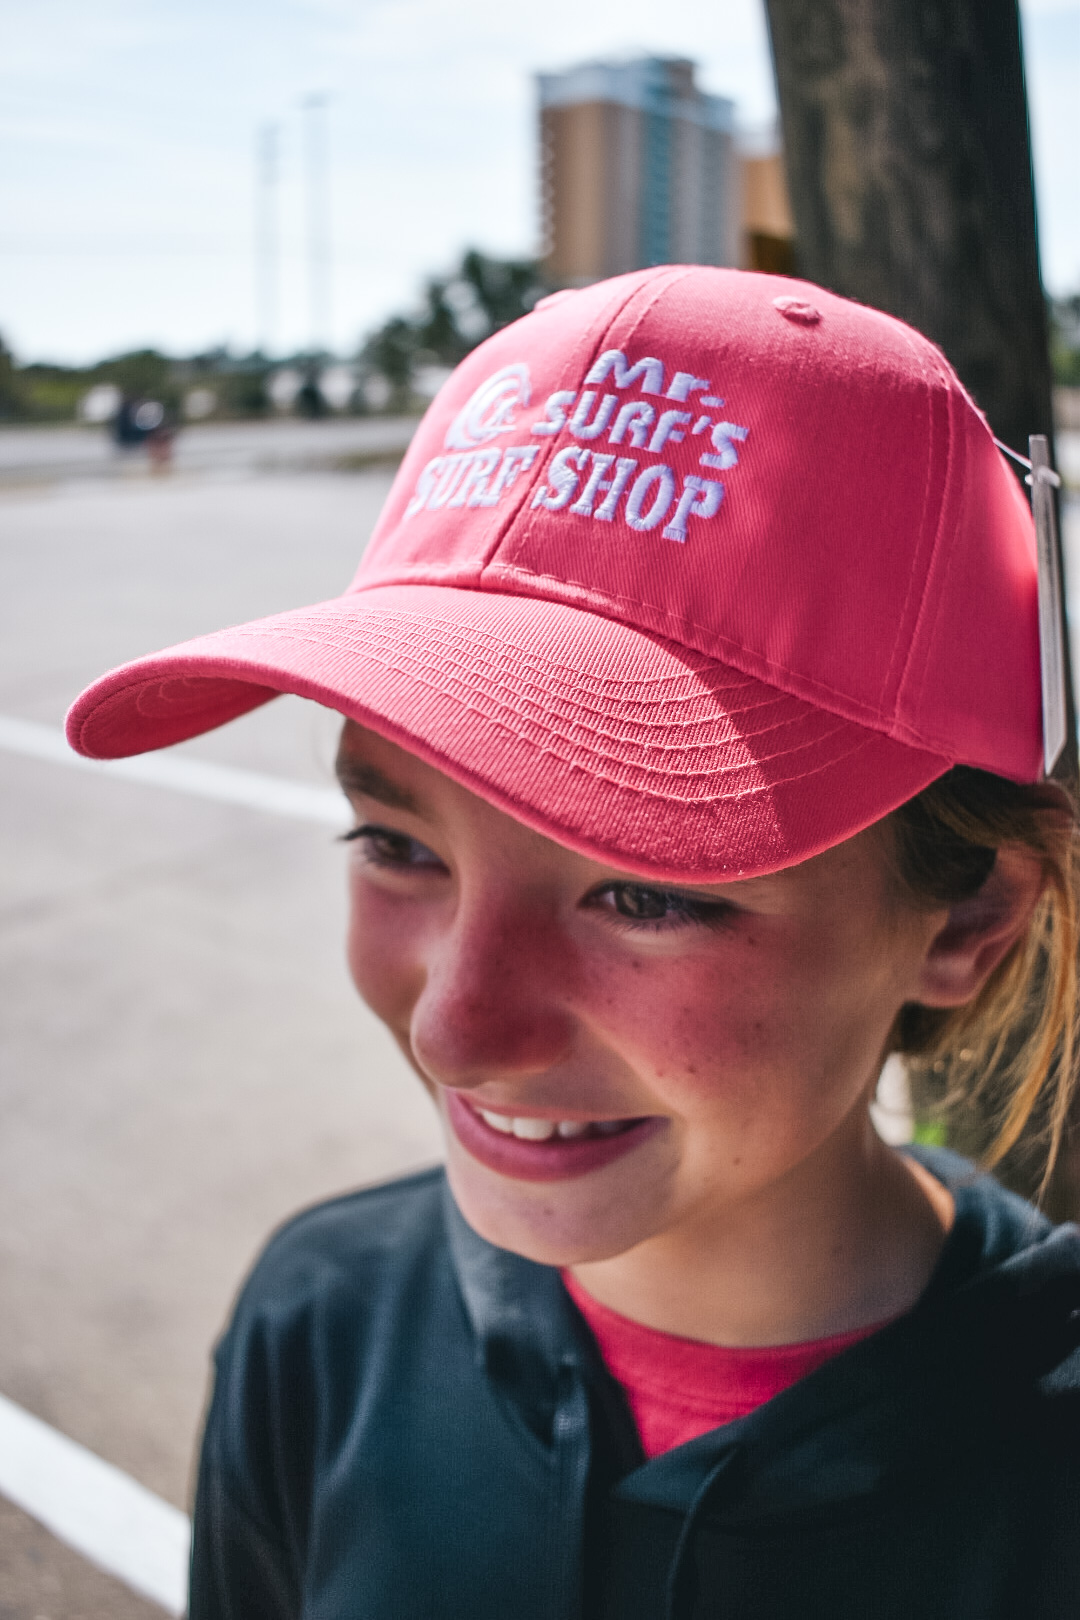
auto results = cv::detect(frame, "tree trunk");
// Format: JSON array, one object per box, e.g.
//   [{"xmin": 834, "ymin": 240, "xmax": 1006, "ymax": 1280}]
[{"xmin": 762, "ymin": 0, "xmax": 1053, "ymax": 460}]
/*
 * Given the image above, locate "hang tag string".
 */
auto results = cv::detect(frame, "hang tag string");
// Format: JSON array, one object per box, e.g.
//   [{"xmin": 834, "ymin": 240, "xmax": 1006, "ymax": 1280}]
[{"xmin": 994, "ymin": 436, "xmax": 1062, "ymax": 487}]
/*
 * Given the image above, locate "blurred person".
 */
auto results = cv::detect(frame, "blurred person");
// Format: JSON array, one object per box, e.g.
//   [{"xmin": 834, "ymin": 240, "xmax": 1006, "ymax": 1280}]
[
  {"xmin": 111, "ymin": 393, "xmax": 173, "ymax": 467},
  {"xmin": 145, "ymin": 411, "xmax": 176, "ymax": 474},
  {"xmin": 111, "ymin": 392, "xmax": 147, "ymax": 450},
  {"xmin": 295, "ymin": 365, "xmax": 328, "ymax": 418},
  {"xmin": 68, "ymin": 268, "xmax": 1080, "ymax": 1618}
]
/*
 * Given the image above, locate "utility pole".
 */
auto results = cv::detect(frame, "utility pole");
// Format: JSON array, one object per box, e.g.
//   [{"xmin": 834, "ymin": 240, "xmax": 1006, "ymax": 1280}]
[
  {"xmin": 255, "ymin": 123, "xmax": 280, "ymax": 357},
  {"xmin": 302, "ymin": 93, "xmax": 332, "ymax": 355}
]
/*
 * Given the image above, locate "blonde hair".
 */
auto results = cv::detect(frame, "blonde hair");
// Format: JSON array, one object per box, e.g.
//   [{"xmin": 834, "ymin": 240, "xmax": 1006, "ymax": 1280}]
[{"xmin": 889, "ymin": 766, "xmax": 1080, "ymax": 1208}]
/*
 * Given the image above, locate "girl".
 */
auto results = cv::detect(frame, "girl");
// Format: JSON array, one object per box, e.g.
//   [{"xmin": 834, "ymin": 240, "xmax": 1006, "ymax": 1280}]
[{"xmin": 67, "ymin": 267, "xmax": 1080, "ymax": 1618}]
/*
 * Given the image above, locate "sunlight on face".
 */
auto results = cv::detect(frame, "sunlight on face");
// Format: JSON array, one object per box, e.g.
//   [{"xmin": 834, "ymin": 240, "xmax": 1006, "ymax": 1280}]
[{"xmin": 336, "ymin": 722, "xmax": 943, "ymax": 1269}]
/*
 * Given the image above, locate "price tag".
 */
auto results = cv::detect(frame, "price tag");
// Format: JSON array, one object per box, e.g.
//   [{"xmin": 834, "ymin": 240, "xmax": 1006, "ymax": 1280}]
[{"xmin": 1028, "ymin": 436, "xmax": 1066, "ymax": 777}]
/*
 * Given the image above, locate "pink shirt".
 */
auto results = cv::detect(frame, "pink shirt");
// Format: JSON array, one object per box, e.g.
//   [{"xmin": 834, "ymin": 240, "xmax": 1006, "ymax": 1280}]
[{"xmin": 563, "ymin": 1270, "xmax": 883, "ymax": 1459}]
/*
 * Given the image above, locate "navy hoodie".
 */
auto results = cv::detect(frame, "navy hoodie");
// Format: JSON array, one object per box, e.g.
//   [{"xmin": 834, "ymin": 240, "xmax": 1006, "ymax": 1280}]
[{"xmin": 189, "ymin": 1148, "xmax": 1080, "ymax": 1618}]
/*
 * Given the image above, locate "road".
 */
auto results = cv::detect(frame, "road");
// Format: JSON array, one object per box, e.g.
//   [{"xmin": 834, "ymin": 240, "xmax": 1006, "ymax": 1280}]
[
  {"xmin": 1, "ymin": 434, "xmax": 1078, "ymax": 1614},
  {"xmin": 0, "ymin": 416, "xmax": 419, "ymax": 487},
  {"xmin": 0, "ymin": 457, "xmax": 442, "ymax": 1615}
]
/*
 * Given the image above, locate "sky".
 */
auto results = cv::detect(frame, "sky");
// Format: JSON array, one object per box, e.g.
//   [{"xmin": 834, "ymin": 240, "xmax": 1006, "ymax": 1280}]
[{"xmin": 1, "ymin": 0, "xmax": 1077, "ymax": 366}]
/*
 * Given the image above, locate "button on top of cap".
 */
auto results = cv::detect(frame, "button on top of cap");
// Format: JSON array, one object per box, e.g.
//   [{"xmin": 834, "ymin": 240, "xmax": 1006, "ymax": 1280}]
[{"xmin": 772, "ymin": 296, "xmax": 822, "ymax": 326}]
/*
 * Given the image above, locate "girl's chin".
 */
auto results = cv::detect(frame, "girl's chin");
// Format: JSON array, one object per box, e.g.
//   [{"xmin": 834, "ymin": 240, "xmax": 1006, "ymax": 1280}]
[
  {"xmin": 445, "ymin": 1166, "xmax": 649, "ymax": 1265},
  {"xmin": 441, "ymin": 1114, "xmax": 674, "ymax": 1265}
]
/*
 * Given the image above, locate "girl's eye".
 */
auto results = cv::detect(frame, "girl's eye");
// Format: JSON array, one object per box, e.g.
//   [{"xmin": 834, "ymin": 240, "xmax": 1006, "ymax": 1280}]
[
  {"xmin": 341, "ymin": 824, "xmax": 446, "ymax": 871},
  {"xmin": 589, "ymin": 882, "xmax": 735, "ymax": 931}
]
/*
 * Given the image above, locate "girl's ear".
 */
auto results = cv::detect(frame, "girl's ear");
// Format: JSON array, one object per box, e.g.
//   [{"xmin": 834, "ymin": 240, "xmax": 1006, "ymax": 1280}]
[{"xmin": 914, "ymin": 848, "xmax": 1045, "ymax": 1008}]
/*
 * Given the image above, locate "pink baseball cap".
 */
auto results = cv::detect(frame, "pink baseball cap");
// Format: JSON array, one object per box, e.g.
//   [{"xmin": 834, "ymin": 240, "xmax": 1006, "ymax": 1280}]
[{"xmin": 66, "ymin": 266, "xmax": 1040, "ymax": 880}]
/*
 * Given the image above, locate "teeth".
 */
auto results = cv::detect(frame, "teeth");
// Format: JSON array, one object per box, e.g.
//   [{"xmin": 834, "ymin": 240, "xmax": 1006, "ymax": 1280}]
[
  {"xmin": 510, "ymin": 1116, "xmax": 557, "ymax": 1141},
  {"xmin": 474, "ymin": 1107, "xmax": 632, "ymax": 1142}
]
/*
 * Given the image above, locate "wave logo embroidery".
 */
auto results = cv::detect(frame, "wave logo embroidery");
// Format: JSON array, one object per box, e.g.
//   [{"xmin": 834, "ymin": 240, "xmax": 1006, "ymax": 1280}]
[{"xmin": 444, "ymin": 363, "xmax": 531, "ymax": 450}]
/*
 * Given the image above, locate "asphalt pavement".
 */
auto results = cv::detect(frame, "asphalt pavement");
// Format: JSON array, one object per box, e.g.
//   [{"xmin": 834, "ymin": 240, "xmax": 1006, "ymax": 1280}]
[
  {"xmin": 0, "ymin": 450, "xmax": 442, "ymax": 1613},
  {"xmin": 0, "ymin": 416, "xmax": 419, "ymax": 487}
]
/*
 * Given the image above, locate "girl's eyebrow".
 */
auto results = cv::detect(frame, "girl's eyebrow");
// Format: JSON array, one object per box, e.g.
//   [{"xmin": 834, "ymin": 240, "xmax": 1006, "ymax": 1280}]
[{"xmin": 335, "ymin": 758, "xmax": 421, "ymax": 813}]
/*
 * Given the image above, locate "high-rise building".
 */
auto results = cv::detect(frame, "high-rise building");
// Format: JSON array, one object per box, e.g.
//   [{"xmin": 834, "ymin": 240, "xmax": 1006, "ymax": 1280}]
[{"xmin": 538, "ymin": 57, "xmax": 740, "ymax": 286}]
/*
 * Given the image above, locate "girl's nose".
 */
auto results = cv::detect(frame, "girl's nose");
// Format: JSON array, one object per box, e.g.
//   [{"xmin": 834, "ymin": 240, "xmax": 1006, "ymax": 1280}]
[{"xmin": 408, "ymin": 901, "xmax": 575, "ymax": 1090}]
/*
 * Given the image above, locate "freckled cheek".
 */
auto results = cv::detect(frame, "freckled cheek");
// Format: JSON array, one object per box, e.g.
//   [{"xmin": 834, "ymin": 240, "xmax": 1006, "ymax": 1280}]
[
  {"xmin": 345, "ymin": 881, "xmax": 428, "ymax": 1031},
  {"xmin": 585, "ymin": 957, "xmax": 795, "ymax": 1102}
]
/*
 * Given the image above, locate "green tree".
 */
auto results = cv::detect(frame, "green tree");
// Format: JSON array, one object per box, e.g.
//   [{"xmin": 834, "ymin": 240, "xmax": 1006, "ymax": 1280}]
[
  {"xmin": 361, "ymin": 317, "xmax": 420, "ymax": 410},
  {"xmin": 95, "ymin": 349, "xmax": 175, "ymax": 405},
  {"xmin": 0, "ymin": 334, "xmax": 27, "ymax": 420},
  {"xmin": 1050, "ymin": 294, "xmax": 1080, "ymax": 387},
  {"xmin": 360, "ymin": 250, "xmax": 547, "ymax": 406}
]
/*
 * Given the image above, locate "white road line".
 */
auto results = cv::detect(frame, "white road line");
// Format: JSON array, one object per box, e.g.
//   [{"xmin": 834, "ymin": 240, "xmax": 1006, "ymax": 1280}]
[
  {"xmin": 0, "ymin": 720, "xmax": 344, "ymax": 1599},
  {"xmin": 0, "ymin": 1392, "xmax": 189, "ymax": 1614},
  {"xmin": 0, "ymin": 715, "xmax": 349, "ymax": 827},
  {"xmin": 0, "ymin": 717, "xmax": 342, "ymax": 1600}
]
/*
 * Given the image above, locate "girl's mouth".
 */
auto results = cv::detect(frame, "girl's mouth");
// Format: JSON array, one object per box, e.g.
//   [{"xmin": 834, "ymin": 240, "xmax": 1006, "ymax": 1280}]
[{"xmin": 444, "ymin": 1090, "xmax": 662, "ymax": 1182}]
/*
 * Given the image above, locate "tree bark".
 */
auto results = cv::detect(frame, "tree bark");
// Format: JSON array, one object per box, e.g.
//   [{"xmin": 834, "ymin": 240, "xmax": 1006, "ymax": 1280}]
[{"xmin": 762, "ymin": 0, "xmax": 1053, "ymax": 461}]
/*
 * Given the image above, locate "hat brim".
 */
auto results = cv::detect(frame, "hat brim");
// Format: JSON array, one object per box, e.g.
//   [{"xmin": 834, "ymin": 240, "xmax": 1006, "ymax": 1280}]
[{"xmin": 65, "ymin": 584, "xmax": 952, "ymax": 880}]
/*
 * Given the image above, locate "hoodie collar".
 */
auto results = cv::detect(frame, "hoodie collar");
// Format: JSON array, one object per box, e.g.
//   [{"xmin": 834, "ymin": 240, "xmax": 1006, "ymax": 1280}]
[
  {"xmin": 442, "ymin": 1150, "xmax": 1080, "ymax": 1508},
  {"xmin": 617, "ymin": 1150, "xmax": 1080, "ymax": 1517},
  {"xmin": 442, "ymin": 1180, "xmax": 604, "ymax": 1444}
]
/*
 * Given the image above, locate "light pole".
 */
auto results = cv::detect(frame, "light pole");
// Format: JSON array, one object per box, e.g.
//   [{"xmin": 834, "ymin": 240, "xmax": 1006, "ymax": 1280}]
[
  {"xmin": 255, "ymin": 123, "xmax": 280, "ymax": 358},
  {"xmin": 302, "ymin": 93, "xmax": 332, "ymax": 355}
]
